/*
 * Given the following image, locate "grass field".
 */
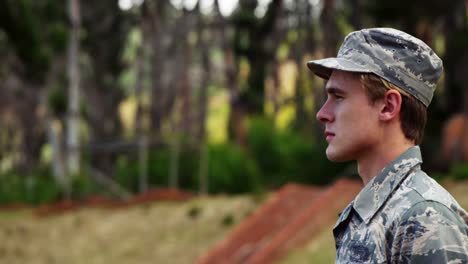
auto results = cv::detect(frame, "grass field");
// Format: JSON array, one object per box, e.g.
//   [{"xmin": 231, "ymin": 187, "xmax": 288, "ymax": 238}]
[
  {"xmin": 0, "ymin": 195, "xmax": 262, "ymax": 264},
  {"xmin": 0, "ymin": 180, "xmax": 466, "ymax": 264}
]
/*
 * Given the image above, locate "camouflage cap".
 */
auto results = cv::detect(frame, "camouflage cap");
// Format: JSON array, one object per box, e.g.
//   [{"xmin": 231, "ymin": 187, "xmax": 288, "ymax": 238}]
[{"xmin": 307, "ymin": 28, "xmax": 443, "ymax": 107}]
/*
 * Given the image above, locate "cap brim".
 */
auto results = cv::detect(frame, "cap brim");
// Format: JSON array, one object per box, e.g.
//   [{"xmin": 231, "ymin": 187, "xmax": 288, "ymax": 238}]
[{"xmin": 307, "ymin": 58, "xmax": 371, "ymax": 79}]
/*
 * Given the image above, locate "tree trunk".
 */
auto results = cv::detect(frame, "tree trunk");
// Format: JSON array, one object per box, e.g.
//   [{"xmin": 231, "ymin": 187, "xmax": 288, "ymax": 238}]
[
  {"xmin": 81, "ymin": 0, "xmax": 126, "ymax": 175},
  {"xmin": 214, "ymin": 0, "xmax": 244, "ymax": 146},
  {"xmin": 349, "ymin": 0, "xmax": 363, "ymax": 30},
  {"xmin": 169, "ymin": 130, "xmax": 180, "ymax": 190},
  {"xmin": 443, "ymin": 0, "xmax": 468, "ymax": 115},
  {"xmin": 196, "ymin": 3, "xmax": 211, "ymax": 194},
  {"xmin": 135, "ymin": 1, "xmax": 156, "ymax": 193},
  {"xmin": 178, "ymin": 8, "xmax": 194, "ymax": 137},
  {"xmin": 67, "ymin": 0, "xmax": 81, "ymax": 176},
  {"xmin": 149, "ymin": 0, "xmax": 168, "ymax": 138},
  {"xmin": 321, "ymin": 0, "xmax": 340, "ymax": 58},
  {"xmin": 17, "ymin": 88, "xmax": 45, "ymax": 174},
  {"xmin": 46, "ymin": 116, "xmax": 69, "ymax": 197},
  {"xmin": 293, "ymin": 0, "xmax": 308, "ymax": 130}
]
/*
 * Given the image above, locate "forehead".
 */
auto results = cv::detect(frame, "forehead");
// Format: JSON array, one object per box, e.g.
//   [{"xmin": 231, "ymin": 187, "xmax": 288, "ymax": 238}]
[{"xmin": 325, "ymin": 70, "xmax": 363, "ymax": 93}]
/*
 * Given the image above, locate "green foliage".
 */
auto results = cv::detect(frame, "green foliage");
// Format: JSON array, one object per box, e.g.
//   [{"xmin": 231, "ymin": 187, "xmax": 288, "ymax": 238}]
[
  {"xmin": 116, "ymin": 144, "xmax": 199, "ymax": 192},
  {"xmin": 115, "ymin": 156, "xmax": 137, "ymax": 192},
  {"xmin": 187, "ymin": 206, "xmax": 202, "ymax": 219},
  {"xmin": 0, "ymin": 169, "xmax": 61, "ymax": 205},
  {"xmin": 47, "ymin": 84, "xmax": 67, "ymax": 116},
  {"xmin": 70, "ymin": 173, "xmax": 101, "ymax": 200},
  {"xmin": 247, "ymin": 117, "xmax": 349, "ymax": 187},
  {"xmin": 115, "ymin": 117, "xmax": 350, "ymax": 195},
  {"xmin": 116, "ymin": 141, "xmax": 261, "ymax": 194},
  {"xmin": 450, "ymin": 164, "xmax": 468, "ymax": 181},
  {"xmin": 231, "ymin": 0, "xmax": 282, "ymax": 114},
  {"xmin": 0, "ymin": 0, "xmax": 67, "ymax": 81},
  {"xmin": 0, "ymin": 118, "xmax": 350, "ymax": 204},
  {"xmin": 221, "ymin": 213, "xmax": 235, "ymax": 227},
  {"xmin": 430, "ymin": 172, "xmax": 445, "ymax": 183},
  {"xmin": 207, "ymin": 143, "xmax": 261, "ymax": 194},
  {"xmin": 48, "ymin": 22, "xmax": 68, "ymax": 51},
  {"xmin": 0, "ymin": 167, "xmax": 109, "ymax": 205}
]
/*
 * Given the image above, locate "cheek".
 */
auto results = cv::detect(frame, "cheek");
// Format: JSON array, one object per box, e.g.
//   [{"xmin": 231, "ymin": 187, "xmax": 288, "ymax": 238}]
[{"xmin": 338, "ymin": 104, "xmax": 379, "ymax": 133}]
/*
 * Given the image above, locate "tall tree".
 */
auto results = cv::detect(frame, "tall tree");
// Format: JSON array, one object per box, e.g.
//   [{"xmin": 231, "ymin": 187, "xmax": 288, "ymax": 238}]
[
  {"xmin": 147, "ymin": 0, "xmax": 168, "ymax": 138},
  {"xmin": 213, "ymin": 0, "xmax": 244, "ymax": 145},
  {"xmin": 443, "ymin": 0, "xmax": 468, "ymax": 115},
  {"xmin": 195, "ymin": 1, "xmax": 212, "ymax": 194},
  {"xmin": 81, "ymin": 0, "xmax": 129, "ymax": 174},
  {"xmin": 233, "ymin": 0, "xmax": 283, "ymax": 115},
  {"xmin": 228, "ymin": 0, "xmax": 283, "ymax": 145},
  {"xmin": 0, "ymin": 0, "xmax": 68, "ymax": 173},
  {"xmin": 292, "ymin": 0, "xmax": 314, "ymax": 130},
  {"xmin": 67, "ymin": 0, "xmax": 81, "ymax": 176}
]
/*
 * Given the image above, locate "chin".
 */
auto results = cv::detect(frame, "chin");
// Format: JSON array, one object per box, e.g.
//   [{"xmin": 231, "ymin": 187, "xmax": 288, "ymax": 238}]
[{"xmin": 326, "ymin": 147, "xmax": 352, "ymax": 162}]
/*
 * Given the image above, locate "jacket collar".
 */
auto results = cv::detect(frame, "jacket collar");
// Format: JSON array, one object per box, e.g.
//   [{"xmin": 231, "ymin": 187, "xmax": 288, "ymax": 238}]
[
  {"xmin": 333, "ymin": 201, "xmax": 354, "ymax": 230},
  {"xmin": 352, "ymin": 146, "xmax": 422, "ymax": 224}
]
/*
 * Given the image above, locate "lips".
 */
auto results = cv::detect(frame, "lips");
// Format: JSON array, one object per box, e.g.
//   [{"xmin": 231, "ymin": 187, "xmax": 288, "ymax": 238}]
[{"xmin": 325, "ymin": 131, "xmax": 335, "ymax": 142}]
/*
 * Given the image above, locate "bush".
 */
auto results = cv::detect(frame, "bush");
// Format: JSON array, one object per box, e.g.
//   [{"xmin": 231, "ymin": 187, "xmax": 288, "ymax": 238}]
[
  {"xmin": 28, "ymin": 174, "xmax": 62, "ymax": 204},
  {"xmin": 0, "ymin": 166, "xmax": 111, "ymax": 205},
  {"xmin": 116, "ymin": 144, "xmax": 199, "ymax": 193},
  {"xmin": 247, "ymin": 117, "xmax": 349, "ymax": 187},
  {"xmin": 116, "ymin": 155, "xmax": 142, "ymax": 192},
  {"xmin": 70, "ymin": 173, "xmax": 103, "ymax": 200},
  {"xmin": 116, "ymin": 140, "xmax": 261, "ymax": 194},
  {"xmin": 221, "ymin": 214, "xmax": 235, "ymax": 227},
  {"xmin": 187, "ymin": 206, "xmax": 202, "ymax": 219},
  {"xmin": 207, "ymin": 143, "xmax": 261, "ymax": 194},
  {"xmin": 0, "ymin": 168, "xmax": 62, "ymax": 205},
  {"xmin": 450, "ymin": 163, "xmax": 468, "ymax": 181}
]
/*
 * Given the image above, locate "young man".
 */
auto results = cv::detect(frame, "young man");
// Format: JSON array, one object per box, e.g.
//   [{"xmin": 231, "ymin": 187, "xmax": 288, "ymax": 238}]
[{"xmin": 307, "ymin": 28, "xmax": 468, "ymax": 263}]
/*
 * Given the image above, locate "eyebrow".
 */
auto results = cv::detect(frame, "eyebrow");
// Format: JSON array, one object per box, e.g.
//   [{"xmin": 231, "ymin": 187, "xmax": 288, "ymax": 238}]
[{"xmin": 325, "ymin": 87, "xmax": 346, "ymax": 95}]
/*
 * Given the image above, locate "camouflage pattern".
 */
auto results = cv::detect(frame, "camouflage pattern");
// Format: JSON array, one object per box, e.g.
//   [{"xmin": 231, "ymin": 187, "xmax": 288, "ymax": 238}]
[
  {"xmin": 334, "ymin": 146, "xmax": 468, "ymax": 263},
  {"xmin": 307, "ymin": 28, "xmax": 443, "ymax": 107}
]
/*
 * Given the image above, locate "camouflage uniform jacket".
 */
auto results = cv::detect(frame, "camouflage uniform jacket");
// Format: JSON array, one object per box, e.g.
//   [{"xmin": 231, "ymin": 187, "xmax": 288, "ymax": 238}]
[{"xmin": 334, "ymin": 146, "xmax": 468, "ymax": 263}]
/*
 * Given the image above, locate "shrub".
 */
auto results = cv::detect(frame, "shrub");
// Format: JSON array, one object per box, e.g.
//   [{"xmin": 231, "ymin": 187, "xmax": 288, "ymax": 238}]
[
  {"xmin": 450, "ymin": 163, "xmax": 468, "ymax": 181},
  {"xmin": 70, "ymin": 173, "xmax": 102, "ymax": 200},
  {"xmin": 221, "ymin": 214, "xmax": 235, "ymax": 227},
  {"xmin": 187, "ymin": 206, "xmax": 202, "ymax": 219},
  {"xmin": 116, "ymin": 141, "xmax": 261, "ymax": 194},
  {"xmin": 247, "ymin": 117, "xmax": 349, "ymax": 187},
  {"xmin": 207, "ymin": 143, "xmax": 262, "ymax": 194},
  {"xmin": 0, "ymin": 168, "xmax": 62, "ymax": 205}
]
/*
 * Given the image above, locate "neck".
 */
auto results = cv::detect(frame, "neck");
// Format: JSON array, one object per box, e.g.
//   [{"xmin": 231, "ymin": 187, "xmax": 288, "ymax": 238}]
[{"xmin": 357, "ymin": 137, "xmax": 415, "ymax": 185}]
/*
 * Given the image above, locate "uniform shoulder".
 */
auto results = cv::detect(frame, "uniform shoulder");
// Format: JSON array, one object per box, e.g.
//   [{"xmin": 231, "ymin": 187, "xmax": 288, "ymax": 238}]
[
  {"xmin": 390, "ymin": 200, "xmax": 468, "ymax": 264},
  {"xmin": 402, "ymin": 170, "xmax": 464, "ymax": 211},
  {"xmin": 399, "ymin": 200, "xmax": 467, "ymax": 227},
  {"xmin": 396, "ymin": 171, "xmax": 468, "ymax": 226}
]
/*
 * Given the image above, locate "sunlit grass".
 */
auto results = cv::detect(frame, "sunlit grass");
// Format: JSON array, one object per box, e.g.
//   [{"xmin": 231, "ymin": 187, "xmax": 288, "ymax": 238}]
[
  {"xmin": 277, "ymin": 224, "xmax": 336, "ymax": 264},
  {"xmin": 442, "ymin": 179, "xmax": 468, "ymax": 209},
  {"xmin": 0, "ymin": 181, "xmax": 465, "ymax": 264},
  {"xmin": 0, "ymin": 195, "xmax": 260, "ymax": 264}
]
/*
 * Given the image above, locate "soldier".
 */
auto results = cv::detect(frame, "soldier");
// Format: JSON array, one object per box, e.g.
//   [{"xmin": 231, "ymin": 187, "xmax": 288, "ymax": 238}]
[{"xmin": 307, "ymin": 28, "xmax": 468, "ymax": 263}]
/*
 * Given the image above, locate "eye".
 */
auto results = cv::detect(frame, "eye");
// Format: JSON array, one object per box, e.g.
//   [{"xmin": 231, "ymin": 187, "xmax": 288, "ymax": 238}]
[{"xmin": 332, "ymin": 93, "xmax": 344, "ymax": 100}]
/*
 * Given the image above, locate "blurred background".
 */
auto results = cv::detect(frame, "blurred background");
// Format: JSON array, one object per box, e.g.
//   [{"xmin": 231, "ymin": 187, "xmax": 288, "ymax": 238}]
[{"xmin": 0, "ymin": 0, "xmax": 467, "ymax": 263}]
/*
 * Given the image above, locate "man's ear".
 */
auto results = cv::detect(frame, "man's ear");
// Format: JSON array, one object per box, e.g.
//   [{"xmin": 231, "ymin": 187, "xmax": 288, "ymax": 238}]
[{"xmin": 379, "ymin": 90, "xmax": 402, "ymax": 121}]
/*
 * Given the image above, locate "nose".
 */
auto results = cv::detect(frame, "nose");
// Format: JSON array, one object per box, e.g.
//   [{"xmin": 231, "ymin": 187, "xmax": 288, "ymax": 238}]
[{"xmin": 316, "ymin": 101, "xmax": 333, "ymax": 123}]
